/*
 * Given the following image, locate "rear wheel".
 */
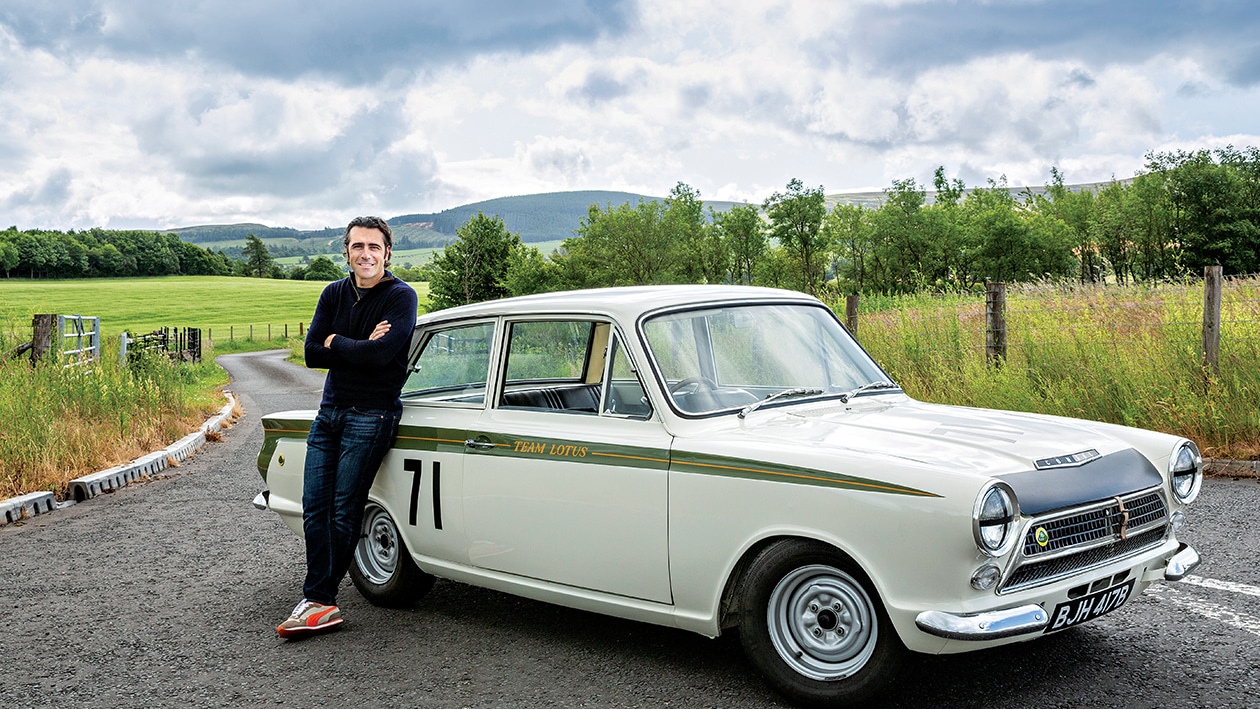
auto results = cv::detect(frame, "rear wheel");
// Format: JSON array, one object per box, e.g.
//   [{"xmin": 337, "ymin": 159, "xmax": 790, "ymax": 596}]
[
  {"xmin": 350, "ymin": 501, "xmax": 435, "ymax": 608},
  {"xmin": 739, "ymin": 540, "xmax": 905, "ymax": 708}
]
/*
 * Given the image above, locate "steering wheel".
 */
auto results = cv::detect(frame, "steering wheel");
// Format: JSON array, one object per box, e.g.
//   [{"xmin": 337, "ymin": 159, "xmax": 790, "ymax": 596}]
[{"xmin": 669, "ymin": 376, "xmax": 718, "ymax": 394}]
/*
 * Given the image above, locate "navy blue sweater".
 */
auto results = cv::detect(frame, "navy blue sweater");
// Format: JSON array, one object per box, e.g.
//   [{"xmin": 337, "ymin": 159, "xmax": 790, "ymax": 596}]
[{"xmin": 304, "ymin": 273, "xmax": 418, "ymax": 411}]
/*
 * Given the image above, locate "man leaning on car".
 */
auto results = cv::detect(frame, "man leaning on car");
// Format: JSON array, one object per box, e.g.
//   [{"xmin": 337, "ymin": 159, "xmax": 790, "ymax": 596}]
[{"xmin": 276, "ymin": 215, "xmax": 417, "ymax": 638}]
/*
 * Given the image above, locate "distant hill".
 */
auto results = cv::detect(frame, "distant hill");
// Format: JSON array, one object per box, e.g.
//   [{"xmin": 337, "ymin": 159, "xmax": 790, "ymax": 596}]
[
  {"xmin": 826, "ymin": 179, "xmax": 1130, "ymax": 209},
  {"xmin": 166, "ymin": 182, "xmax": 1117, "ymax": 255},
  {"xmin": 164, "ymin": 190, "xmax": 743, "ymax": 256}
]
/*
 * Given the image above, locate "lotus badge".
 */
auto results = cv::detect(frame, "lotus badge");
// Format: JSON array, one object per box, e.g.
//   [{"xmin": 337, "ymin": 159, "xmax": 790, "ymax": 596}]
[{"xmin": 1035, "ymin": 527, "xmax": 1049, "ymax": 547}]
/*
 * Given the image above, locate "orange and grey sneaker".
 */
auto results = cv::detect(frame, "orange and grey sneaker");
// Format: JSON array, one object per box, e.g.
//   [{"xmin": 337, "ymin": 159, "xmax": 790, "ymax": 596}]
[{"xmin": 276, "ymin": 599, "xmax": 343, "ymax": 638}]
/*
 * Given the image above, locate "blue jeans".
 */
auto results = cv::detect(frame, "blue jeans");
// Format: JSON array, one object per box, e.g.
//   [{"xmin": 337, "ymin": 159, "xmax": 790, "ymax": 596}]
[{"xmin": 302, "ymin": 405, "xmax": 401, "ymax": 605}]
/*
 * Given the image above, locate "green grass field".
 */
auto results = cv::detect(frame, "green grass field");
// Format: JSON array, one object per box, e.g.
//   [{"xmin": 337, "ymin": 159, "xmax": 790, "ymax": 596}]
[{"xmin": 0, "ymin": 276, "xmax": 432, "ymax": 342}]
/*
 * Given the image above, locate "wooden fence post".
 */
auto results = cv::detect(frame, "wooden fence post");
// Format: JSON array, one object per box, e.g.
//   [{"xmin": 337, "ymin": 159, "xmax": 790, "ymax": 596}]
[
  {"xmin": 1202, "ymin": 265, "xmax": 1222, "ymax": 376},
  {"xmin": 845, "ymin": 295, "xmax": 859, "ymax": 337},
  {"xmin": 299, "ymin": 322, "xmax": 305, "ymax": 337},
  {"xmin": 985, "ymin": 282, "xmax": 1007, "ymax": 366},
  {"xmin": 31, "ymin": 314, "xmax": 56, "ymax": 364}
]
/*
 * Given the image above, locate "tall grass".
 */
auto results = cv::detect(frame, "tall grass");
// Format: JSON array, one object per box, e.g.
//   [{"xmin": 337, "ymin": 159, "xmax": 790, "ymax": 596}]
[
  {"xmin": 839, "ymin": 278, "xmax": 1260, "ymax": 459},
  {"xmin": 0, "ymin": 326, "xmax": 227, "ymax": 499}
]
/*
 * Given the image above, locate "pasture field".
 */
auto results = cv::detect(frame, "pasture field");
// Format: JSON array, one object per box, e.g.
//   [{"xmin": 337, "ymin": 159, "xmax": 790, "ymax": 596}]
[{"xmin": 0, "ymin": 276, "xmax": 432, "ymax": 341}]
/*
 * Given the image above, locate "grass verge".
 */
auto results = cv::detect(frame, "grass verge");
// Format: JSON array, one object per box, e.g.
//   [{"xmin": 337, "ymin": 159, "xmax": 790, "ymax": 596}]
[
  {"xmin": 838, "ymin": 278, "xmax": 1260, "ymax": 460},
  {"xmin": 0, "ymin": 341, "xmax": 228, "ymax": 500}
]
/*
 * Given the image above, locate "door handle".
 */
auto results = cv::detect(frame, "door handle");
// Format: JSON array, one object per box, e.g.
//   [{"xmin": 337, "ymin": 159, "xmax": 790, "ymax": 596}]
[{"xmin": 464, "ymin": 439, "xmax": 495, "ymax": 450}]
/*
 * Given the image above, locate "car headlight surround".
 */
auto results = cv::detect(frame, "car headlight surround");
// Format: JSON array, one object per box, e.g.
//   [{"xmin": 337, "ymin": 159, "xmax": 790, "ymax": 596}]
[
  {"xmin": 973, "ymin": 481, "xmax": 1019, "ymax": 557},
  {"xmin": 1169, "ymin": 440, "xmax": 1203, "ymax": 504}
]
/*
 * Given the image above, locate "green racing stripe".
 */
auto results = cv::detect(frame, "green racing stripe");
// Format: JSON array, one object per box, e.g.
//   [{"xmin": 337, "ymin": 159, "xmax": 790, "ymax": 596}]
[{"xmin": 258, "ymin": 420, "xmax": 939, "ymax": 497}]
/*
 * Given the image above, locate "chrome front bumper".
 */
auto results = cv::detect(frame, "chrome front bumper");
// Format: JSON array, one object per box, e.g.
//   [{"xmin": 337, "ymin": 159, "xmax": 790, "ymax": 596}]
[
  {"xmin": 916, "ymin": 543, "xmax": 1201, "ymax": 641},
  {"xmin": 916, "ymin": 604, "xmax": 1050, "ymax": 641},
  {"xmin": 252, "ymin": 490, "xmax": 270, "ymax": 511}
]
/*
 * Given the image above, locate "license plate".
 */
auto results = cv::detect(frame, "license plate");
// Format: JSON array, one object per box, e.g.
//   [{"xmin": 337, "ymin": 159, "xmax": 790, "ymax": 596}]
[{"xmin": 1045, "ymin": 579, "xmax": 1137, "ymax": 633}]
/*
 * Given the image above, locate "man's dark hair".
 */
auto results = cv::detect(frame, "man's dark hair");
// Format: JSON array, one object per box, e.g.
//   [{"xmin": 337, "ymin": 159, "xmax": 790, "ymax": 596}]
[{"xmin": 343, "ymin": 216, "xmax": 393, "ymax": 248}]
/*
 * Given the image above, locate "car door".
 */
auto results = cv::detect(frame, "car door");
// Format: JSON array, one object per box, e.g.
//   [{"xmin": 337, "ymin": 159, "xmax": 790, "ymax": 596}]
[
  {"xmin": 461, "ymin": 319, "xmax": 674, "ymax": 604},
  {"xmin": 377, "ymin": 319, "xmax": 497, "ymax": 565}
]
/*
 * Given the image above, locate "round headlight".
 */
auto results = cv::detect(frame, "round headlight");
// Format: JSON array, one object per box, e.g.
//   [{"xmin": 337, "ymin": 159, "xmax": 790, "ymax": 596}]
[
  {"xmin": 1169, "ymin": 441, "xmax": 1203, "ymax": 504},
  {"xmin": 973, "ymin": 482, "xmax": 1018, "ymax": 556}
]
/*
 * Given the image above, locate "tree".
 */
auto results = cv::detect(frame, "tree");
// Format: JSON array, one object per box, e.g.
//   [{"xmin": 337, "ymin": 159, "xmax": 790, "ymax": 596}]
[
  {"xmin": 0, "ymin": 239, "xmax": 17, "ymax": 278},
  {"xmin": 304, "ymin": 255, "xmax": 344, "ymax": 281},
  {"xmin": 961, "ymin": 179, "xmax": 1074, "ymax": 283},
  {"xmin": 560, "ymin": 200, "xmax": 675, "ymax": 287},
  {"xmin": 663, "ymin": 182, "xmax": 708, "ymax": 282},
  {"xmin": 503, "ymin": 244, "xmax": 561, "ymax": 296},
  {"xmin": 715, "ymin": 203, "xmax": 765, "ymax": 285},
  {"xmin": 1029, "ymin": 167, "xmax": 1100, "ymax": 283},
  {"xmin": 1150, "ymin": 148, "xmax": 1260, "ymax": 275},
  {"xmin": 867, "ymin": 178, "xmax": 933, "ymax": 292},
  {"xmin": 242, "ymin": 234, "xmax": 275, "ymax": 278},
  {"xmin": 823, "ymin": 204, "xmax": 870, "ymax": 292},
  {"xmin": 428, "ymin": 212, "xmax": 523, "ymax": 310},
  {"xmin": 762, "ymin": 179, "xmax": 828, "ymax": 294}
]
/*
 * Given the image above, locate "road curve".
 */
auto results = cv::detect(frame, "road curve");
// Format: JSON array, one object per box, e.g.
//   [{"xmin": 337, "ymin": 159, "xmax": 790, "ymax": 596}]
[{"xmin": 1, "ymin": 350, "xmax": 1257, "ymax": 708}]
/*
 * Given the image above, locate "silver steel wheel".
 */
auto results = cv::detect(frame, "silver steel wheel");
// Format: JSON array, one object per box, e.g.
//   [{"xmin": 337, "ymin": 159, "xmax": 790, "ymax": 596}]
[
  {"xmin": 766, "ymin": 564, "xmax": 878, "ymax": 681},
  {"xmin": 355, "ymin": 503, "xmax": 399, "ymax": 585}
]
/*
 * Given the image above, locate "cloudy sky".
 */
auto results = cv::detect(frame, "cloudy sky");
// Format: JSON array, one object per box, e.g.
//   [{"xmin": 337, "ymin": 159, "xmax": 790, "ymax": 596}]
[{"xmin": 2, "ymin": 0, "xmax": 1259, "ymax": 231}]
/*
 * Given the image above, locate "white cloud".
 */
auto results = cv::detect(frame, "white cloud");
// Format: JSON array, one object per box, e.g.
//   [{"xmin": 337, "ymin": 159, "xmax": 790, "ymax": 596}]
[{"xmin": 3, "ymin": 0, "xmax": 1260, "ymax": 229}]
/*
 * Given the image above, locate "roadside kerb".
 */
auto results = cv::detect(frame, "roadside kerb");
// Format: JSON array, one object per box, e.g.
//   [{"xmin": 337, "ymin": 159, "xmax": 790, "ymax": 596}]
[
  {"xmin": 1205, "ymin": 458, "xmax": 1260, "ymax": 479},
  {"xmin": 0, "ymin": 391, "xmax": 237, "ymax": 525},
  {"xmin": 1, "ymin": 492, "xmax": 56, "ymax": 525}
]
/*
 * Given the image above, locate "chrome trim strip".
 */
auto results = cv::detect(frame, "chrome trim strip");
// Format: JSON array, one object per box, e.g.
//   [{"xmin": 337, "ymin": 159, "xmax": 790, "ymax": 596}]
[
  {"xmin": 1164, "ymin": 543, "xmax": 1201, "ymax": 581},
  {"xmin": 915, "ymin": 604, "xmax": 1050, "ymax": 641}
]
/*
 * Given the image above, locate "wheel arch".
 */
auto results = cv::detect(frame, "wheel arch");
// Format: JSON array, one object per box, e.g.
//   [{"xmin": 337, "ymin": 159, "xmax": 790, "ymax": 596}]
[{"xmin": 717, "ymin": 534, "xmax": 886, "ymax": 634}]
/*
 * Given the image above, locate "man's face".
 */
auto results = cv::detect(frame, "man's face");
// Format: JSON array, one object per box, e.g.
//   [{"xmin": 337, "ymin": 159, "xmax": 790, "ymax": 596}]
[{"xmin": 345, "ymin": 226, "xmax": 389, "ymax": 287}]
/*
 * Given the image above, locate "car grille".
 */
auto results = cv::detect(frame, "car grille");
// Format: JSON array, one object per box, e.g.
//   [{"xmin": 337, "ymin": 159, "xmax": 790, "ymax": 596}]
[{"xmin": 999, "ymin": 488, "xmax": 1169, "ymax": 594}]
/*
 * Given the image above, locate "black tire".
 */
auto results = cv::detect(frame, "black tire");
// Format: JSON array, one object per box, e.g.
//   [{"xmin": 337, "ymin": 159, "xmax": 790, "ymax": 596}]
[
  {"xmin": 349, "ymin": 501, "xmax": 435, "ymax": 608},
  {"xmin": 739, "ymin": 540, "xmax": 906, "ymax": 708}
]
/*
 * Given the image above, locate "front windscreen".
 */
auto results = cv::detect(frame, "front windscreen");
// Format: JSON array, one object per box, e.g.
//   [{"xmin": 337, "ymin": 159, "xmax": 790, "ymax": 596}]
[{"xmin": 641, "ymin": 302, "xmax": 892, "ymax": 415}]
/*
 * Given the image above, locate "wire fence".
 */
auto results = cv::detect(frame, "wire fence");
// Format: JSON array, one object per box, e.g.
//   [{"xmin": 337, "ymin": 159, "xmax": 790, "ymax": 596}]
[
  {"xmin": 845, "ymin": 270, "xmax": 1260, "ymax": 365},
  {"xmin": 206, "ymin": 323, "xmax": 308, "ymax": 342},
  {"xmin": 836, "ymin": 269, "xmax": 1260, "ymax": 457}
]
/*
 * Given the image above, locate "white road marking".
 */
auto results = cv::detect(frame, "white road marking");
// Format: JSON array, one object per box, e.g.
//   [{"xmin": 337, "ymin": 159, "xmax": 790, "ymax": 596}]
[
  {"xmin": 1180, "ymin": 575, "xmax": 1260, "ymax": 599},
  {"xmin": 1146, "ymin": 581, "xmax": 1260, "ymax": 638}
]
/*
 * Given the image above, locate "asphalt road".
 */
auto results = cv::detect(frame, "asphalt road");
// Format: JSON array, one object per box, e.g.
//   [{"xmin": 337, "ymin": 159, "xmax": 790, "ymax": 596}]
[{"xmin": 2, "ymin": 349, "xmax": 1258, "ymax": 708}]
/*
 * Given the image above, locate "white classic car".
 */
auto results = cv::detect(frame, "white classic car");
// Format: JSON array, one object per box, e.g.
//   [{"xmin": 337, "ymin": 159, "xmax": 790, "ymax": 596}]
[{"xmin": 255, "ymin": 285, "xmax": 1202, "ymax": 707}]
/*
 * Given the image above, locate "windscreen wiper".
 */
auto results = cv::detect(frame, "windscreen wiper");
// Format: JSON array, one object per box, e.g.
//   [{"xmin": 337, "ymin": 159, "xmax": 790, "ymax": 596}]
[
  {"xmin": 739, "ymin": 387, "xmax": 825, "ymax": 419},
  {"xmin": 838, "ymin": 380, "xmax": 900, "ymax": 403}
]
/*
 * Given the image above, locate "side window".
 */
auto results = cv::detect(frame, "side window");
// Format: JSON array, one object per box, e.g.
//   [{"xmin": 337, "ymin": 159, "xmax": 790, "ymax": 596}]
[
  {"xmin": 403, "ymin": 322, "xmax": 495, "ymax": 404},
  {"xmin": 600, "ymin": 333, "xmax": 652, "ymax": 419},
  {"xmin": 499, "ymin": 320, "xmax": 602, "ymax": 413},
  {"xmin": 503, "ymin": 321, "xmax": 594, "ymax": 383}
]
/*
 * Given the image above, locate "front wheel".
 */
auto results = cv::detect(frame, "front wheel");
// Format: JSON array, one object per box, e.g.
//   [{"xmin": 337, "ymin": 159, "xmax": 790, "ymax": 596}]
[
  {"xmin": 350, "ymin": 501, "xmax": 435, "ymax": 608},
  {"xmin": 739, "ymin": 540, "xmax": 905, "ymax": 708}
]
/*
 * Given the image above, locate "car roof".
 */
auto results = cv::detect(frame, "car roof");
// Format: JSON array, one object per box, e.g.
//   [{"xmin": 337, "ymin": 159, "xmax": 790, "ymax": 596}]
[{"xmin": 416, "ymin": 285, "xmax": 822, "ymax": 326}]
